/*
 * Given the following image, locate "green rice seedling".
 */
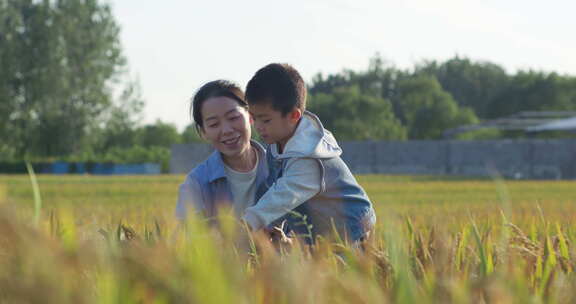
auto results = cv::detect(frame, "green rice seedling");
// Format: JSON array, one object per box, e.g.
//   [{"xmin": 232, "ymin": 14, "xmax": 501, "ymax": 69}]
[
  {"xmin": 538, "ymin": 236, "xmax": 558, "ymax": 297},
  {"xmin": 25, "ymin": 162, "xmax": 42, "ymax": 226},
  {"xmin": 555, "ymin": 223, "xmax": 572, "ymax": 273},
  {"xmin": 178, "ymin": 213, "xmax": 240, "ymax": 304},
  {"xmin": 471, "ymin": 220, "xmax": 493, "ymax": 276},
  {"xmin": 454, "ymin": 224, "xmax": 470, "ymax": 273},
  {"xmin": 382, "ymin": 215, "xmax": 420, "ymax": 303},
  {"xmin": 530, "ymin": 220, "xmax": 539, "ymax": 243}
]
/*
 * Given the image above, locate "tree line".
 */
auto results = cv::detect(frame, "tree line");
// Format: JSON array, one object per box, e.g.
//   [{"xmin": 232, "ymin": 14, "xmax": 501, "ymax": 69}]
[
  {"xmin": 2, "ymin": 0, "xmax": 576, "ymax": 167},
  {"xmin": 308, "ymin": 55, "xmax": 576, "ymax": 141}
]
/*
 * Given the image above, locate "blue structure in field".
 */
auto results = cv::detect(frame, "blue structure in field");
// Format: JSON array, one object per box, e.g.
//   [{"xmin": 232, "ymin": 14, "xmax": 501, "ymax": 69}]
[
  {"xmin": 111, "ymin": 163, "xmax": 161, "ymax": 175},
  {"xmin": 51, "ymin": 162, "xmax": 70, "ymax": 174},
  {"xmin": 40, "ymin": 162, "xmax": 161, "ymax": 175}
]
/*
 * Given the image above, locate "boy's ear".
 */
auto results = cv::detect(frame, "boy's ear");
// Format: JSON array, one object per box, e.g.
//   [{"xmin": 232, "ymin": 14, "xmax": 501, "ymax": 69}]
[{"xmin": 290, "ymin": 109, "xmax": 302, "ymax": 123}]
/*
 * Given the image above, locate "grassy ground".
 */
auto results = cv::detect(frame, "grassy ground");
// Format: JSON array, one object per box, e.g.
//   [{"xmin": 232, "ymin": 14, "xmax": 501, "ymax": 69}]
[{"xmin": 1, "ymin": 174, "xmax": 576, "ymax": 303}]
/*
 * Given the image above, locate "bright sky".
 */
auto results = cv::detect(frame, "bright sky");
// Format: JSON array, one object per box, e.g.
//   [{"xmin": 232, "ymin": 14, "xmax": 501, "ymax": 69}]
[{"xmin": 111, "ymin": 0, "xmax": 576, "ymax": 130}]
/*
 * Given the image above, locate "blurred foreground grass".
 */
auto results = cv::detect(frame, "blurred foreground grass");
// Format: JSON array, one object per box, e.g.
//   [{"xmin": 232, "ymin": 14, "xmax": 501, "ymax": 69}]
[{"xmin": 0, "ymin": 174, "xmax": 576, "ymax": 303}]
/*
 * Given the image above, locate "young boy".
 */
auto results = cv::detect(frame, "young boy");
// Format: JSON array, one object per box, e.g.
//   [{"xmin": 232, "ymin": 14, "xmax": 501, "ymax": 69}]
[{"xmin": 242, "ymin": 63, "xmax": 376, "ymax": 243}]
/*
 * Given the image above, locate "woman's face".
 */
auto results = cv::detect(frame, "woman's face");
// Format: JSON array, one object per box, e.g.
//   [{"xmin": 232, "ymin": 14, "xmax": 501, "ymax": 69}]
[{"xmin": 200, "ymin": 96, "xmax": 252, "ymax": 158}]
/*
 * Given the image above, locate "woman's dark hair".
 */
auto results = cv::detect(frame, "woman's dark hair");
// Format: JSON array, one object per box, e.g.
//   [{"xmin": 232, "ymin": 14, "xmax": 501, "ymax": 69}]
[{"xmin": 191, "ymin": 80, "xmax": 247, "ymax": 130}]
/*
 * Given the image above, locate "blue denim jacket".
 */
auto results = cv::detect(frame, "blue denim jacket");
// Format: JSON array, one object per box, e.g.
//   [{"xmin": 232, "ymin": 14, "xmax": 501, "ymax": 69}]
[{"xmin": 175, "ymin": 141, "xmax": 268, "ymax": 220}]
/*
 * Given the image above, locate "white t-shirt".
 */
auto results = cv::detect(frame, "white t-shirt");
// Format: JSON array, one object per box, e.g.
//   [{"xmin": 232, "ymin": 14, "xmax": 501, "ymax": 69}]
[{"xmin": 223, "ymin": 152, "xmax": 259, "ymax": 216}]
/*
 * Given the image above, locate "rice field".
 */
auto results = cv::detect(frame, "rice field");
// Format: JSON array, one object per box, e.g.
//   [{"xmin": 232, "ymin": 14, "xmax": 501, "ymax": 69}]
[{"xmin": 1, "ymin": 174, "xmax": 576, "ymax": 303}]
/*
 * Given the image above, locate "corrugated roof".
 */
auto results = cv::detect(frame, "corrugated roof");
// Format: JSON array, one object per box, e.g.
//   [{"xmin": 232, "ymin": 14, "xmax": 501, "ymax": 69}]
[
  {"xmin": 443, "ymin": 112, "xmax": 576, "ymax": 138},
  {"xmin": 526, "ymin": 117, "xmax": 576, "ymax": 131}
]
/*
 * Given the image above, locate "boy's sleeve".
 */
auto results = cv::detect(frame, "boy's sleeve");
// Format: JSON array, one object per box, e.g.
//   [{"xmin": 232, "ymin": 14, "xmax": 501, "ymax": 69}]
[
  {"xmin": 175, "ymin": 176, "xmax": 205, "ymax": 220},
  {"xmin": 242, "ymin": 158, "xmax": 322, "ymax": 230}
]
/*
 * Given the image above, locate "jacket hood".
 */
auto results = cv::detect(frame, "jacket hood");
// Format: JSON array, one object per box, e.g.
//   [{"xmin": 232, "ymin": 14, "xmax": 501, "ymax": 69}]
[{"xmin": 271, "ymin": 111, "xmax": 342, "ymax": 159}]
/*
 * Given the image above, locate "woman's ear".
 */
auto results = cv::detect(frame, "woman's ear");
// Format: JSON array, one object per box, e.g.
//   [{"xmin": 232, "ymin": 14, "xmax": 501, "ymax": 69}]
[{"xmin": 195, "ymin": 125, "xmax": 207, "ymax": 140}]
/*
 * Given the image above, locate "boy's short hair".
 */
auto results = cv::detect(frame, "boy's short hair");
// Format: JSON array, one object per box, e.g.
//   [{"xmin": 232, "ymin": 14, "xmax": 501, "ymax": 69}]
[{"xmin": 245, "ymin": 63, "xmax": 307, "ymax": 116}]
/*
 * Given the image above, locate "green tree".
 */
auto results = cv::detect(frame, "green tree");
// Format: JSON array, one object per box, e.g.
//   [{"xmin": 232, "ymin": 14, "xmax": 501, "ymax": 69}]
[
  {"xmin": 0, "ymin": 0, "xmax": 137, "ymax": 158},
  {"xmin": 181, "ymin": 124, "xmax": 204, "ymax": 143},
  {"xmin": 310, "ymin": 53, "xmax": 404, "ymax": 102},
  {"xmin": 308, "ymin": 86, "xmax": 406, "ymax": 141},
  {"xmin": 488, "ymin": 71, "xmax": 576, "ymax": 118},
  {"xmin": 394, "ymin": 75, "xmax": 479, "ymax": 139},
  {"xmin": 97, "ymin": 80, "xmax": 145, "ymax": 151},
  {"xmin": 454, "ymin": 128, "xmax": 502, "ymax": 140},
  {"xmin": 415, "ymin": 56, "xmax": 509, "ymax": 118},
  {"xmin": 0, "ymin": 1, "xmax": 19, "ymax": 159},
  {"xmin": 139, "ymin": 120, "xmax": 181, "ymax": 148},
  {"xmin": 308, "ymin": 54, "xmax": 408, "ymax": 141}
]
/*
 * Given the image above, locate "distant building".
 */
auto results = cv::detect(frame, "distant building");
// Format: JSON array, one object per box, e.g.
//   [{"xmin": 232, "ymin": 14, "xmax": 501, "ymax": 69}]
[
  {"xmin": 444, "ymin": 111, "xmax": 576, "ymax": 139},
  {"xmin": 526, "ymin": 116, "xmax": 576, "ymax": 132}
]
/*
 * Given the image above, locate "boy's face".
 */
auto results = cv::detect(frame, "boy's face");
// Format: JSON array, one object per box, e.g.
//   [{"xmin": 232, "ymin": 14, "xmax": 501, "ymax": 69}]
[{"xmin": 249, "ymin": 102, "xmax": 301, "ymax": 150}]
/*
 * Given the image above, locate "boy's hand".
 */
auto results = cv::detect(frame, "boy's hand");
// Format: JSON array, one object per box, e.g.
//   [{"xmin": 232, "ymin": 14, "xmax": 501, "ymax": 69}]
[{"xmin": 264, "ymin": 220, "xmax": 292, "ymax": 245}]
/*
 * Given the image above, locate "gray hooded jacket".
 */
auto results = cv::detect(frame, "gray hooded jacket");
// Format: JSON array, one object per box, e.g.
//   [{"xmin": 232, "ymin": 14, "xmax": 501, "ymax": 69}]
[{"xmin": 243, "ymin": 111, "xmax": 376, "ymax": 241}]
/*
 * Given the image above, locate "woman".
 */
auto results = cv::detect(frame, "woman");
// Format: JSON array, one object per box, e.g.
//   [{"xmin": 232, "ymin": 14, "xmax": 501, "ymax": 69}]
[{"xmin": 175, "ymin": 80, "xmax": 268, "ymax": 221}]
